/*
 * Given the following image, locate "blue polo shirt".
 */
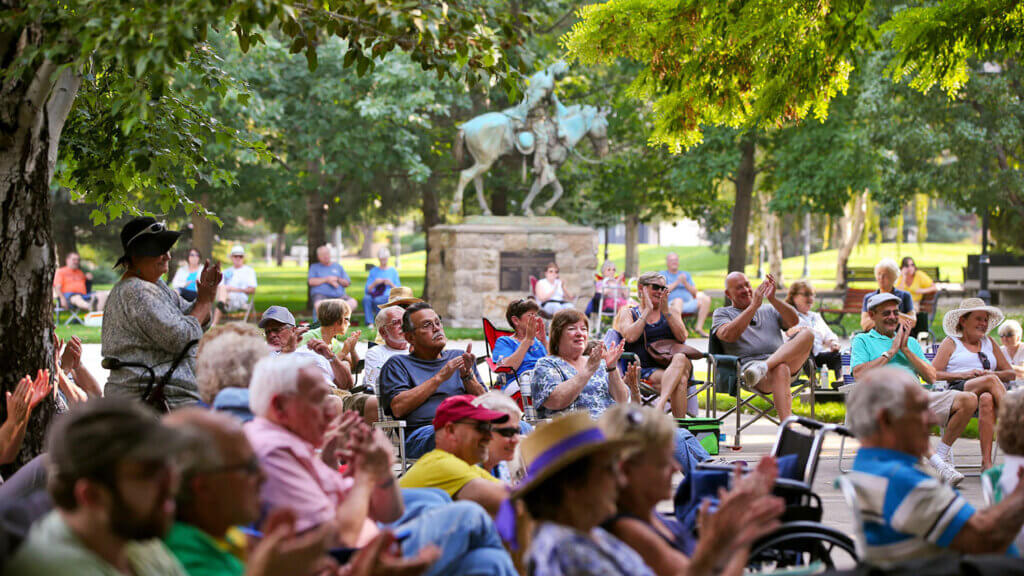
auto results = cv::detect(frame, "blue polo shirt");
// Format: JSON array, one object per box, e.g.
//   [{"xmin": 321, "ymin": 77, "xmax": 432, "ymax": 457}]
[
  {"xmin": 491, "ymin": 335, "xmax": 546, "ymax": 377},
  {"xmin": 848, "ymin": 447, "xmax": 977, "ymax": 565},
  {"xmin": 308, "ymin": 262, "xmax": 350, "ymax": 298},
  {"xmin": 861, "ymin": 288, "xmax": 914, "ymax": 314},
  {"xmin": 850, "ymin": 330, "xmax": 927, "ymax": 376}
]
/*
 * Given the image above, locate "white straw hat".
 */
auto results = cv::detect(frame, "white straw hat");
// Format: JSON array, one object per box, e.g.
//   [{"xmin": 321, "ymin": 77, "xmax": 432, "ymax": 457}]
[{"xmin": 942, "ymin": 298, "xmax": 1004, "ymax": 337}]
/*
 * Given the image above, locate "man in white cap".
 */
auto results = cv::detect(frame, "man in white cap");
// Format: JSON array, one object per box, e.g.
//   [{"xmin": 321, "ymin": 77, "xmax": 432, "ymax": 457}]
[
  {"xmin": 212, "ymin": 245, "xmax": 257, "ymax": 325},
  {"xmin": 851, "ymin": 292, "xmax": 978, "ymax": 485}
]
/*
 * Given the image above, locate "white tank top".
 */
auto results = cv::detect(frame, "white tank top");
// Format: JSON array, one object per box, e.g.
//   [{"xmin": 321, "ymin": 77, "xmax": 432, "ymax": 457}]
[{"xmin": 945, "ymin": 335, "xmax": 997, "ymax": 373}]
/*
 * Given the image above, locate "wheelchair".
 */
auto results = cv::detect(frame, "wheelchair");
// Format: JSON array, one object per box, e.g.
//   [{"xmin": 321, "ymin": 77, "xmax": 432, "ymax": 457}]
[{"xmin": 682, "ymin": 416, "xmax": 859, "ymax": 571}]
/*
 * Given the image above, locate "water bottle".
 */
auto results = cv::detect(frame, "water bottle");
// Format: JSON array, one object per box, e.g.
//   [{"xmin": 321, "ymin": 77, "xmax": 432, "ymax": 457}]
[{"xmin": 820, "ymin": 365, "xmax": 830, "ymax": 389}]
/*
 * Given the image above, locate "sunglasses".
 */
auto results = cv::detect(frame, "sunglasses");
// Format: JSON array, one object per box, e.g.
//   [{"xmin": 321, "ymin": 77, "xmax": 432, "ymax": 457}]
[
  {"xmin": 492, "ymin": 426, "xmax": 519, "ymax": 438},
  {"xmin": 126, "ymin": 221, "xmax": 166, "ymax": 247},
  {"xmin": 645, "ymin": 284, "xmax": 667, "ymax": 292},
  {"xmin": 978, "ymin": 351, "xmax": 991, "ymax": 371}
]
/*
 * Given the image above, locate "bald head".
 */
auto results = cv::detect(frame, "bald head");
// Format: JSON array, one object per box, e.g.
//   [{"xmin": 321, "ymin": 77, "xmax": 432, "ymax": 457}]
[
  {"xmin": 725, "ymin": 272, "xmax": 753, "ymax": 309},
  {"xmin": 665, "ymin": 252, "xmax": 679, "ymax": 272},
  {"xmin": 316, "ymin": 245, "xmax": 331, "ymax": 265}
]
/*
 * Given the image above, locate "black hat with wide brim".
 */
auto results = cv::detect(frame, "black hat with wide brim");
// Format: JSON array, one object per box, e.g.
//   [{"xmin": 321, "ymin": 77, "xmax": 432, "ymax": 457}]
[{"xmin": 114, "ymin": 216, "xmax": 182, "ymax": 268}]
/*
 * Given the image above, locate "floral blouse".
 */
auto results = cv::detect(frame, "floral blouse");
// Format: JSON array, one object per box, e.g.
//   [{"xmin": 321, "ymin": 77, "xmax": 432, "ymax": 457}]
[
  {"xmin": 530, "ymin": 355, "xmax": 615, "ymax": 419},
  {"xmin": 527, "ymin": 522, "xmax": 654, "ymax": 576}
]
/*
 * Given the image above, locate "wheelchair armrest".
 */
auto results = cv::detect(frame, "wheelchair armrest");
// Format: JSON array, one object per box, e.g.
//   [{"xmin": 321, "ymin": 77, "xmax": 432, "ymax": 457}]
[
  {"xmin": 708, "ymin": 353, "xmax": 739, "ymax": 367},
  {"xmin": 773, "ymin": 477, "xmax": 813, "ymax": 497}
]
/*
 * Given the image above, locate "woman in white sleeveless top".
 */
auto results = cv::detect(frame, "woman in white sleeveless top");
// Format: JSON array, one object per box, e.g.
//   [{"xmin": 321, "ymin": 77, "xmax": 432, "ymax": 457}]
[{"xmin": 932, "ymin": 298, "xmax": 1016, "ymax": 470}]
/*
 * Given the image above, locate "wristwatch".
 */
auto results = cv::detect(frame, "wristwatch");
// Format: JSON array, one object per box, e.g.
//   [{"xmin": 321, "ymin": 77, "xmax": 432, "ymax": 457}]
[
  {"xmin": 605, "ymin": 363, "xmax": 617, "ymax": 372},
  {"xmin": 880, "ymin": 350, "xmax": 893, "ymax": 361}
]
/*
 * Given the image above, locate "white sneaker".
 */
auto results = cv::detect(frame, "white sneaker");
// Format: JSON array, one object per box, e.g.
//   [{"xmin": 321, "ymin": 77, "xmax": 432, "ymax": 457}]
[
  {"xmin": 742, "ymin": 361, "xmax": 769, "ymax": 388},
  {"xmin": 929, "ymin": 454, "xmax": 964, "ymax": 486}
]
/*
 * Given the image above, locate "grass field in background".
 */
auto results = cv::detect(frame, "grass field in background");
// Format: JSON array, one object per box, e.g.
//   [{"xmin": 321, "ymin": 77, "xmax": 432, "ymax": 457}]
[{"xmin": 62, "ymin": 241, "xmax": 1002, "ymax": 344}]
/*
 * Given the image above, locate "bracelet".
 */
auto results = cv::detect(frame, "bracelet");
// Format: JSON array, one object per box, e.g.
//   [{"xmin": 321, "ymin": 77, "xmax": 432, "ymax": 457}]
[
  {"xmin": 376, "ymin": 477, "xmax": 396, "ymax": 489},
  {"xmin": 605, "ymin": 363, "xmax": 617, "ymax": 372}
]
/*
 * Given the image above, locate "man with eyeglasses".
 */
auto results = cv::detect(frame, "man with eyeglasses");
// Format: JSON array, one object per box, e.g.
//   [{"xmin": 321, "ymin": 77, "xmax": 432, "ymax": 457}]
[
  {"xmin": 259, "ymin": 305, "xmax": 349, "ymax": 388},
  {"xmin": 212, "ymin": 245, "xmax": 257, "ymax": 325},
  {"xmin": 399, "ymin": 395, "xmax": 511, "ymax": 515},
  {"xmin": 163, "ymin": 409, "xmax": 334, "ymax": 576},
  {"xmin": 379, "ymin": 302, "xmax": 485, "ymax": 459},
  {"xmin": 852, "ymin": 293, "xmax": 977, "ymax": 485},
  {"xmin": 5, "ymin": 398, "xmax": 192, "ymax": 576}
]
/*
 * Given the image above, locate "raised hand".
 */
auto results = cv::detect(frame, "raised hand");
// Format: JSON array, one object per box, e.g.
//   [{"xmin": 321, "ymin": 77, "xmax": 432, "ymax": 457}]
[
  {"xmin": 602, "ymin": 338, "xmax": 625, "ymax": 369},
  {"xmin": 763, "ymin": 274, "xmax": 778, "ymax": 301},
  {"xmin": 249, "ymin": 509, "xmax": 337, "ymax": 576},
  {"xmin": 341, "ymin": 330, "xmax": 362, "ymax": 357},
  {"xmin": 196, "ymin": 259, "xmax": 222, "ymax": 302},
  {"xmin": 60, "ymin": 336, "xmax": 83, "ymax": 372},
  {"xmin": 306, "ymin": 338, "xmax": 335, "ymax": 361},
  {"xmin": 624, "ymin": 361, "xmax": 641, "ymax": 401},
  {"xmin": 440, "ymin": 355, "xmax": 465, "ymax": 381},
  {"xmin": 586, "ymin": 342, "xmax": 605, "ymax": 374},
  {"xmin": 352, "ymin": 428, "xmax": 395, "ymax": 482},
  {"xmin": 7, "ymin": 370, "xmax": 50, "ymax": 425},
  {"xmin": 460, "ymin": 343, "xmax": 475, "ymax": 378},
  {"xmin": 28, "ymin": 369, "xmax": 52, "ymax": 411}
]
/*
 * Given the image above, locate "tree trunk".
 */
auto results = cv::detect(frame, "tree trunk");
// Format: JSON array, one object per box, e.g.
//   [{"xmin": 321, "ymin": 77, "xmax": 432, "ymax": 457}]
[
  {"xmin": 274, "ymin": 221, "xmax": 286, "ymax": 267},
  {"xmin": 728, "ymin": 137, "xmax": 756, "ymax": 273},
  {"xmin": 835, "ymin": 190, "xmax": 869, "ymax": 288},
  {"xmin": 0, "ymin": 61, "xmax": 81, "ymax": 472},
  {"xmin": 359, "ymin": 223, "xmax": 375, "ymax": 259},
  {"xmin": 761, "ymin": 194, "xmax": 784, "ymax": 286},
  {"xmin": 625, "ymin": 214, "xmax": 640, "ymax": 278},
  {"xmin": 421, "ymin": 176, "xmax": 442, "ymax": 301},
  {"xmin": 190, "ymin": 191, "xmax": 214, "ymax": 260},
  {"xmin": 51, "ymin": 187, "xmax": 78, "ymax": 261}
]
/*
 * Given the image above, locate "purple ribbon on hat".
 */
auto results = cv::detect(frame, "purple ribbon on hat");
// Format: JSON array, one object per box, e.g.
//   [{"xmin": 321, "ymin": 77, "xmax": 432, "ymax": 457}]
[{"xmin": 525, "ymin": 427, "xmax": 606, "ymax": 479}]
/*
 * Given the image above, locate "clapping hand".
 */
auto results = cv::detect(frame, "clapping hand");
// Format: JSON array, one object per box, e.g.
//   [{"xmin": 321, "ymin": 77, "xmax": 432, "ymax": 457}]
[
  {"xmin": 341, "ymin": 531, "xmax": 440, "ymax": 576},
  {"xmin": 195, "ymin": 259, "xmax": 222, "ymax": 302},
  {"xmin": 602, "ymin": 338, "xmax": 625, "ymax": 370},
  {"xmin": 586, "ymin": 342, "xmax": 605, "ymax": 374},
  {"xmin": 460, "ymin": 344, "xmax": 475, "ymax": 378},
  {"xmin": 341, "ymin": 330, "xmax": 362, "ymax": 358},
  {"xmin": 248, "ymin": 509, "xmax": 337, "ymax": 576},
  {"xmin": 59, "ymin": 335, "xmax": 83, "ymax": 372},
  {"xmin": 351, "ymin": 428, "xmax": 395, "ymax": 482},
  {"xmin": 307, "ymin": 338, "xmax": 335, "ymax": 361},
  {"xmin": 762, "ymin": 274, "xmax": 778, "ymax": 301},
  {"xmin": 7, "ymin": 370, "xmax": 51, "ymax": 425},
  {"xmin": 624, "ymin": 361, "xmax": 641, "ymax": 401}
]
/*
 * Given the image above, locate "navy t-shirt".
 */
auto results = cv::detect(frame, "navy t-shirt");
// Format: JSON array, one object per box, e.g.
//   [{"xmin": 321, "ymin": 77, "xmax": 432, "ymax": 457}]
[
  {"xmin": 378, "ymin": 349, "xmax": 482, "ymax": 430},
  {"xmin": 861, "ymin": 288, "xmax": 914, "ymax": 314}
]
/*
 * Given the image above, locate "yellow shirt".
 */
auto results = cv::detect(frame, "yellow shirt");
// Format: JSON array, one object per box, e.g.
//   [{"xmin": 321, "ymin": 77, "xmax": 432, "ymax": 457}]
[
  {"xmin": 398, "ymin": 449, "xmax": 501, "ymax": 497},
  {"xmin": 895, "ymin": 270, "xmax": 934, "ymax": 304}
]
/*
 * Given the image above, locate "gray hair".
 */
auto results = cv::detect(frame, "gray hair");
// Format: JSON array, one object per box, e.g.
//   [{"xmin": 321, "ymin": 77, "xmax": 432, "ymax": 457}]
[
  {"xmin": 249, "ymin": 354, "xmax": 320, "ymax": 418},
  {"xmin": 846, "ymin": 367, "xmax": 912, "ymax": 439},
  {"xmin": 999, "ymin": 319, "xmax": 1022, "ymax": 340},
  {"xmin": 474, "ymin": 390, "xmax": 523, "ymax": 419},
  {"xmin": 377, "ymin": 247, "xmax": 391, "ymax": 260},
  {"xmin": 374, "ymin": 306, "xmax": 402, "ymax": 344},
  {"xmin": 874, "ymin": 258, "xmax": 900, "ymax": 282},
  {"xmin": 196, "ymin": 332, "xmax": 270, "ymax": 404}
]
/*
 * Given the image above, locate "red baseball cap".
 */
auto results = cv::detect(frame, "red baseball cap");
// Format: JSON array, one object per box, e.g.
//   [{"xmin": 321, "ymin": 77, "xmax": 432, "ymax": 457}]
[{"xmin": 433, "ymin": 395, "xmax": 510, "ymax": 429}]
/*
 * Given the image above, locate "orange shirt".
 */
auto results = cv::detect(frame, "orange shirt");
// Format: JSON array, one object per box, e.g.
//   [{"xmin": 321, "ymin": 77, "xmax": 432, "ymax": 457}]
[{"xmin": 53, "ymin": 266, "xmax": 87, "ymax": 294}]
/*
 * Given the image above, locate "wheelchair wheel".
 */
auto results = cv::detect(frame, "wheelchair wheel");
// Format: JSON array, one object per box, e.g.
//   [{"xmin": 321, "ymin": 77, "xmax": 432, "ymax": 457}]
[{"xmin": 747, "ymin": 521, "xmax": 858, "ymax": 571}]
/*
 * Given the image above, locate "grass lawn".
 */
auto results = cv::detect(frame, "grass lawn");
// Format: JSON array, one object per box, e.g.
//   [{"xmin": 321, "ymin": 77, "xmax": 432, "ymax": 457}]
[{"xmin": 62, "ymin": 241, "xmax": 1000, "ymax": 344}]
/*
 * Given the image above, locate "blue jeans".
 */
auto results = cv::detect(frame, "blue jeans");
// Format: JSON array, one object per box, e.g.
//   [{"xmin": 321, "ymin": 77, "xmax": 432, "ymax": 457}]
[
  {"xmin": 406, "ymin": 425, "xmax": 436, "ymax": 459},
  {"xmin": 674, "ymin": 427, "xmax": 710, "ymax": 476},
  {"xmin": 363, "ymin": 293, "xmax": 390, "ymax": 325},
  {"xmin": 390, "ymin": 497, "xmax": 516, "ymax": 576}
]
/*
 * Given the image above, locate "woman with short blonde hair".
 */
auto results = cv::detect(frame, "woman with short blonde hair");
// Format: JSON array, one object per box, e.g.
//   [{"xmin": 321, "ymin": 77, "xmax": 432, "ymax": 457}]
[
  {"xmin": 860, "ymin": 258, "xmax": 915, "ymax": 332},
  {"xmin": 998, "ymin": 320, "xmax": 1024, "ymax": 378},
  {"xmin": 784, "ymin": 280, "xmax": 841, "ymax": 383}
]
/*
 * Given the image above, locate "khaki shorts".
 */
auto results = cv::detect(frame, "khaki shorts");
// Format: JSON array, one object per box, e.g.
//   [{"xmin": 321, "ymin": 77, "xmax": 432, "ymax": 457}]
[{"xmin": 928, "ymin": 390, "xmax": 957, "ymax": 426}]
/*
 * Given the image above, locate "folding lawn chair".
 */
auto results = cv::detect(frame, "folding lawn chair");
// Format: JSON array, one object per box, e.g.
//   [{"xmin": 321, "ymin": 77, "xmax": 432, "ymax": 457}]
[
  {"xmin": 706, "ymin": 330, "xmax": 818, "ymax": 449},
  {"xmin": 481, "ymin": 317, "xmax": 539, "ymax": 422}
]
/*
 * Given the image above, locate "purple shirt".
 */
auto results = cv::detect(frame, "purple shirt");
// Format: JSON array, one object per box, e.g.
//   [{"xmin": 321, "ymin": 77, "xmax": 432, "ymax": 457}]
[{"xmin": 244, "ymin": 417, "xmax": 378, "ymax": 545}]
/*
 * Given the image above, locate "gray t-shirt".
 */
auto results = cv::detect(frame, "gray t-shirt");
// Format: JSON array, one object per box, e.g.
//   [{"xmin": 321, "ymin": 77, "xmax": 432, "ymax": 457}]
[
  {"xmin": 378, "ymin": 349, "xmax": 482, "ymax": 431},
  {"xmin": 101, "ymin": 277, "xmax": 204, "ymax": 407},
  {"xmin": 711, "ymin": 305, "xmax": 785, "ymax": 363}
]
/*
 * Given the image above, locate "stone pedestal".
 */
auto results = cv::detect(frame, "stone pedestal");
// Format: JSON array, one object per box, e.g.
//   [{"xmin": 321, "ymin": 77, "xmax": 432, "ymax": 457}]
[{"xmin": 427, "ymin": 216, "xmax": 598, "ymax": 328}]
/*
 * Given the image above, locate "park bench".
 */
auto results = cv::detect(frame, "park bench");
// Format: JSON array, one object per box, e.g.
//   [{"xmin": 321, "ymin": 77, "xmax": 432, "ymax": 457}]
[
  {"xmin": 817, "ymin": 288, "xmax": 873, "ymax": 338},
  {"xmin": 843, "ymin": 265, "xmax": 942, "ymax": 285},
  {"xmin": 964, "ymin": 262, "xmax": 1024, "ymax": 305}
]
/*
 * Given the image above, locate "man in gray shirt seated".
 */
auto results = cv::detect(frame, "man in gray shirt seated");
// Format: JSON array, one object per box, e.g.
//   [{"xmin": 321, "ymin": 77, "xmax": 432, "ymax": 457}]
[{"xmin": 711, "ymin": 272, "xmax": 814, "ymax": 421}]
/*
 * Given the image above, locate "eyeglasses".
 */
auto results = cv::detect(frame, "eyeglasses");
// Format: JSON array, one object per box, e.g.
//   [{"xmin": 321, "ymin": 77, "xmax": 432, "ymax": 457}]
[
  {"xmin": 126, "ymin": 221, "xmax": 166, "ymax": 247},
  {"xmin": 455, "ymin": 420, "xmax": 493, "ymax": 434},
  {"xmin": 878, "ymin": 309, "xmax": 900, "ymax": 318},
  {"xmin": 645, "ymin": 284, "xmax": 667, "ymax": 292},
  {"xmin": 978, "ymin": 351, "xmax": 991, "ymax": 371},
  {"xmin": 492, "ymin": 426, "xmax": 519, "ymax": 438},
  {"xmin": 263, "ymin": 325, "xmax": 293, "ymax": 335}
]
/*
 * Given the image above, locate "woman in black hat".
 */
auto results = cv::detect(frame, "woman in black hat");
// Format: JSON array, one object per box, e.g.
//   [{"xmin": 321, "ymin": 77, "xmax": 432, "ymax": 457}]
[{"xmin": 101, "ymin": 217, "xmax": 221, "ymax": 408}]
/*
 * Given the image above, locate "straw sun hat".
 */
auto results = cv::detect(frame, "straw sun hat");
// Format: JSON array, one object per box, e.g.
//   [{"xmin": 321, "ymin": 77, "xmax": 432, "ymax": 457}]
[
  {"xmin": 512, "ymin": 412, "xmax": 637, "ymax": 499},
  {"xmin": 379, "ymin": 286, "xmax": 422, "ymax": 309},
  {"xmin": 942, "ymin": 297, "xmax": 1005, "ymax": 337}
]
